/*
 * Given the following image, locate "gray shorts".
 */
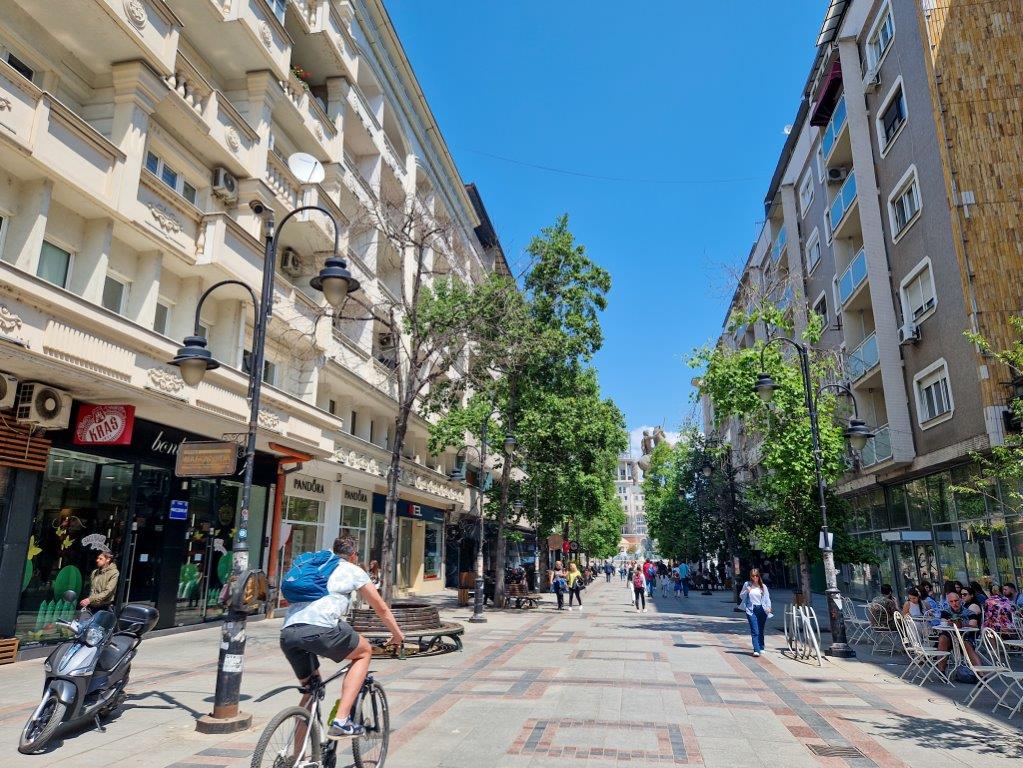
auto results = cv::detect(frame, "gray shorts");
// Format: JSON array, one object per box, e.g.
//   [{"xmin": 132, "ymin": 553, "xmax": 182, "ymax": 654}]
[{"xmin": 280, "ymin": 622, "xmax": 361, "ymax": 680}]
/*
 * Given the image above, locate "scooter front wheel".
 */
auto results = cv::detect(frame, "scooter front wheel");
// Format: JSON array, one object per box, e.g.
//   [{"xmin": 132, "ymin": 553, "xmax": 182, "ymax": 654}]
[{"xmin": 18, "ymin": 693, "xmax": 66, "ymax": 754}]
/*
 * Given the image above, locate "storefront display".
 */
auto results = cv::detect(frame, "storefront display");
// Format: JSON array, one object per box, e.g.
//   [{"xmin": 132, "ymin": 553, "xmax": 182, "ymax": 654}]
[
  {"xmin": 11, "ymin": 414, "xmax": 273, "ymax": 646},
  {"xmin": 281, "ymin": 473, "xmax": 329, "ymax": 574},
  {"xmin": 370, "ymin": 494, "xmax": 447, "ymax": 592}
]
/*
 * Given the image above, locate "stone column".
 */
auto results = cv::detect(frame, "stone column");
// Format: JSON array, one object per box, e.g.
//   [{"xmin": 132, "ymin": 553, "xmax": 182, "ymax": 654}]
[{"xmin": 3, "ymin": 179, "xmax": 53, "ymax": 273}]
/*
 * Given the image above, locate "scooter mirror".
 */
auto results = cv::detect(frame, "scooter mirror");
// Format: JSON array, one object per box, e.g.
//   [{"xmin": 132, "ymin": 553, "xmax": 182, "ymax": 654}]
[{"xmin": 63, "ymin": 590, "xmax": 77, "ymax": 604}]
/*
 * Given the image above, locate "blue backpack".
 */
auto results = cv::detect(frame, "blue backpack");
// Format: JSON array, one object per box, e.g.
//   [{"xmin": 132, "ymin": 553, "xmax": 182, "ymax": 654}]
[{"xmin": 281, "ymin": 550, "xmax": 340, "ymax": 603}]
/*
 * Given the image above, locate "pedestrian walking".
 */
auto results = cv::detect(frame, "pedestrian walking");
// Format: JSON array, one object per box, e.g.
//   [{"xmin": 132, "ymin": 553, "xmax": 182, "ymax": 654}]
[
  {"xmin": 567, "ymin": 562, "xmax": 584, "ymax": 611},
  {"xmin": 740, "ymin": 568, "xmax": 773, "ymax": 657},
  {"xmin": 551, "ymin": 560, "xmax": 568, "ymax": 611},
  {"xmin": 632, "ymin": 566, "xmax": 647, "ymax": 612},
  {"xmin": 643, "ymin": 559, "xmax": 657, "ymax": 598},
  {"xmin": 672, "ymin": 566, "xmax": 683, "ymax": 599},
  {"xmin": 678, "ymin": 561, "xmax": 690, "ymax": 597},
  {"xmin": 604, "ymin": 561, "xmax": 614, "ymax": 582}
]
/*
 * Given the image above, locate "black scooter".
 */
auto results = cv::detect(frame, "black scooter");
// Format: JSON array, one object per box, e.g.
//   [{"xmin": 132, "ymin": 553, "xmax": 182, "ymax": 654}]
[{"xmin": 18, "ymin": 590, "xmax": 159, "ymax": 754}]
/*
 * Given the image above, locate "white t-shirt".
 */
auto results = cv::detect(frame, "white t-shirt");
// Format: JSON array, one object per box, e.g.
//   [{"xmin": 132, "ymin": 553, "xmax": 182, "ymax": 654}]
[{"xmin": 283, "ymin": 559, "xmax": 370, "ymax": 629}]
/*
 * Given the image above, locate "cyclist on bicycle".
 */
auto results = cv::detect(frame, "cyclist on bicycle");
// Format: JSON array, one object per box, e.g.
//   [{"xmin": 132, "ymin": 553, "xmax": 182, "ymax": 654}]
[{"xmin": 280, "ymin": 535, "xmax": 404, "ymax": 739}]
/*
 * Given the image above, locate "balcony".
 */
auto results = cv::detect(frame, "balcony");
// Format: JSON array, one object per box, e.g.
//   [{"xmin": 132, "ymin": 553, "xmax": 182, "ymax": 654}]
[
  {"xmin": 342, "ymin": 150, "xmax": 376, "ymax": 201},
  {"xmin": 821, "ymin": 96, "xmax": 847, "ymax": 161},
  {"xmin": 844, "ymin": 332, "xmax": 879, "ymax": 383},
  {"xmin": 836, "ymin": 248, "xmax": 868, "ymax": 308},
  {"xmin": 771, "ymin": 227, "xmax": 787, "ymax": 264},
  {"xmin": 861, "ymin": 424, "xmax": 892, "ymax": 467},
  {"xmin": 777, "ymin": 284, "xmax": 794, "ymax": 311},
  {"xmin": 828, "ymin": 172, "xmax": 858, "ymax": 236},
  {"xmin": 0, "ymin": 62, "xmax": 123, "ymax": 206},
  {"xmin": 266, "ymin": 151, "xmax": 302, "ymax": 210},
  {"xmin": 275, "ymin": 72, "xmax": 337, "ymax": 155}
]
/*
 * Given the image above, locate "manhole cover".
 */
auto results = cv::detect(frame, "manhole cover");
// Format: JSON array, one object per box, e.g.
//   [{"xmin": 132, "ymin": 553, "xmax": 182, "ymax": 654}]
[{"xmin": 807, "ymin": 744, "xmax": 867, "ymax": 758}]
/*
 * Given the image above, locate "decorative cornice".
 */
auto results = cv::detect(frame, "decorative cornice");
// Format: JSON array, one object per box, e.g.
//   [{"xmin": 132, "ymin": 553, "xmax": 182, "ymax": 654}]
[
  {"xmin": 0, "ymin": 304, "xmax": 23, "ymax": 336},
  {"xmin": 148, "ymin": 203, "xmax": 182, "ymax": 234},
  {"xmin": 258, "ymin": 408, "xmax": 282, "ymax": 431},
  {"xmin": 146, "ymin": 367, "xmax": 184, "ymax": 395}
]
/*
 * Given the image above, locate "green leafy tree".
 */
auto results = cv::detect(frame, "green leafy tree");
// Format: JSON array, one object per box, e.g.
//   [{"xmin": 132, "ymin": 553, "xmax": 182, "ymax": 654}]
[{"xmin": 692, "ymin": 311, "xmax": 877, "ymax": 601}]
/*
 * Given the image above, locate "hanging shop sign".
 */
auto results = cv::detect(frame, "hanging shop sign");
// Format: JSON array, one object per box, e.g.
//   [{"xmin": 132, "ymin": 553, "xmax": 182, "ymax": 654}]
[
  {"xmin": 174, "ymin": 440, "xmax": 239, "ymax": 477},
  {"xmin": 73, "ymin": 404, "xmax": 136, "ymax": 446}
]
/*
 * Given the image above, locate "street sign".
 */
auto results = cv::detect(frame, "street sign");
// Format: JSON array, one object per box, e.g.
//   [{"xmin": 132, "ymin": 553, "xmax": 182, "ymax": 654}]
[
  {"xmin": 569, "ymin": 540, "xmax": 580, "ymax": 553},
  {"xmin": 175, "ymin": 440, "xmax": 238, "ymax": 477},
  {"xmin": 818, "ymin": 529, "xmax": 834, "ymax": 550},
  {"xmin": 169, "ymin": 499, "xmax": 189, "ymax": 521}
]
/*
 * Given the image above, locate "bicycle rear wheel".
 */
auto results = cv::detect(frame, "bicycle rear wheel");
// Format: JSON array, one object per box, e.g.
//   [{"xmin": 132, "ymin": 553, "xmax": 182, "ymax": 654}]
[
  {"xmin": 251, "ymin": 706, "xmax": 317, "ymax": 768},
  {"xmin": 352, "ymin": 681, "xmax": 389, "ymax": 768}
]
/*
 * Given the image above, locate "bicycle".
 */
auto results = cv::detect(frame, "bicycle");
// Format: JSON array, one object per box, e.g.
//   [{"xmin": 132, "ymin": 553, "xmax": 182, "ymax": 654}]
[{"xmin": 251, "ymin": 663, "xmax": 389, "ymax": 768}]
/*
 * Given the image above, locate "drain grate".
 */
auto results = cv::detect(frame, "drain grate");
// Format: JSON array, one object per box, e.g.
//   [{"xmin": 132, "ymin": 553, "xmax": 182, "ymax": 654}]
[{"xmin": 807, "ymin": 744, "xmax": 867, "ymax": 758}]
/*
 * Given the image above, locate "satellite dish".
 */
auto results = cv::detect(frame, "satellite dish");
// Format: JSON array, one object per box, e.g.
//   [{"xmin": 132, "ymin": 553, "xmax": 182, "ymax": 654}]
[{"xmin": 288, "ymin": 152, "xmax": 325, "ymax": 184}]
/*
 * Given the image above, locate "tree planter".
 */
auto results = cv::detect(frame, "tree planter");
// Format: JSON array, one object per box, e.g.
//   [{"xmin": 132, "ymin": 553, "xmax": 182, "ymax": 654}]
[{"xmin": 350, "ymin": 600, "xmax": 463, "ymax": 658}]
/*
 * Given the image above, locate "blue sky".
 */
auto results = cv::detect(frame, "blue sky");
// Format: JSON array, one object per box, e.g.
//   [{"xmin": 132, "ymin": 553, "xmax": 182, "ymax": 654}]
[{"xmin": 386, "ymin": 1, "xmax": 824, "ymax": 452}]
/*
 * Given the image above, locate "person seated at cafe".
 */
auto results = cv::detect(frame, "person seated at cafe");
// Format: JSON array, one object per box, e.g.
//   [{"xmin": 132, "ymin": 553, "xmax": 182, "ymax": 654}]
[
  {"xmin": 936, "ymin": 590, "xmax": 983, "ymax": 672},
  {"xmin": 960, "ymin": 584, "xmax": 984, "ymax": 621},
  {"xmin": 1002, "ymin": 582, "xmax": 1023, "ymax": 610},
  {"xmin": 870, "ymin": 584, "xmax": 899, "ymax": 628},
  {"xmin": 968, "ymin": 580, "xmax": 988, "ymax": 607},
  {"xmin": 982, "ymin": 588, "xmax": 1017, "ymax": 636},
  {"xmin": 901, "ymin": 587, "xmax": 927, "ymax": 618},
  {"xmin": 918, "ymin": 581, "xmax": 941, "ymax": 619}
]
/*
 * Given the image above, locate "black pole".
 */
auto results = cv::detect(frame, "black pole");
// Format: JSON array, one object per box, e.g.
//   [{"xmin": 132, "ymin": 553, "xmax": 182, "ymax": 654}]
[
  {"xmin": 470, "ymin": 417, "xmax": 488, "ymax": 623},
  {"xmin": 795, "ymin": 345, "xmax": 854, "ymax": 658},
  {"xmin": 724, "ymin": 447, "xmax": 742, "ymax": 607},
  {"xmin": 196, "ymin": 215, "xmax": 275, "ymax": 733}
]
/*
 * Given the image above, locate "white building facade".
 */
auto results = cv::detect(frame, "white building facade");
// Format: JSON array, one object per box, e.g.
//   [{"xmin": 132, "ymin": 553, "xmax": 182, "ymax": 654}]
[{"xmin": 0, "ymin": 0, "xmax": 498, "ymax": 648}]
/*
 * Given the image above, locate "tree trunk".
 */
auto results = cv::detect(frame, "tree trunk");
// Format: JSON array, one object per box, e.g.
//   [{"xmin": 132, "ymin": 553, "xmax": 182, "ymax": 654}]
[
  {"xmin": 380, "ymin": 407, "xmax": 411, "ymax": 604},
  {"xmin": 492, "ymin": 378, "xmax": 518, "ymax": 608},
  {"xmin": 798, "ymin": 548, "xmax": 811, "ymax": 605}
]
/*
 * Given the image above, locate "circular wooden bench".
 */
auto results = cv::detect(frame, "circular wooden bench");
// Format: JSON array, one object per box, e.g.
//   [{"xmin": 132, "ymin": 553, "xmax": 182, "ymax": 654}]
[{"xmin": 350, "ymin": 600, "xmax": 464, "ymax": 658}]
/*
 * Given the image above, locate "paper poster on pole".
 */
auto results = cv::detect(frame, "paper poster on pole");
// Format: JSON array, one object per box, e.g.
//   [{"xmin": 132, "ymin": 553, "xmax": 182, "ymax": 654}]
[{"xmin": 818, "ymin": 529, "xmax": 834, "ymax": 550}]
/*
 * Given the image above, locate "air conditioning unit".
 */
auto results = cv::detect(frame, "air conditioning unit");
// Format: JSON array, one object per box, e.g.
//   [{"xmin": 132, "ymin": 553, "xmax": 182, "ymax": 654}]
[
  {"xmin": 898, "ymin": 322, "xmax": 921, "ymax": 345},
  {"xmin": 212, "ymin": 167, "xmax": 238, "ymax": 203},
  {"xmin": 0, "ymin": 373, "xmax": 18, "ymax": 409},
  {"xmin": 862, "ymin": 64, "xmax": 881, "ymax": 92},
  {"xmin": 827, "ymin": 166, "xmax": 850, "ymax": 183},
  {"xmin": 280, "ymin": 248, "xmax": 303, "ymax": 278},
  {"xmin": 16, "ymin": 383, "xmax": 72, "ymax": 429}
]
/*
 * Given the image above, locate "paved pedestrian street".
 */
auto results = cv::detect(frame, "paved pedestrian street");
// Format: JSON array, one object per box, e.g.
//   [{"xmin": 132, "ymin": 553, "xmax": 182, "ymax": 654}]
[{"xmin": 3, "ymin": 581, "xmax": 1021, "ymax": 767}]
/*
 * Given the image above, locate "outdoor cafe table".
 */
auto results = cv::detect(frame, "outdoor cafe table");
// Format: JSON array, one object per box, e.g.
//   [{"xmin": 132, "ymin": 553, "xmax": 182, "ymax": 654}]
[{"xmin": 931, "ymin": 624, "xmax": 980, "ymax": 672}]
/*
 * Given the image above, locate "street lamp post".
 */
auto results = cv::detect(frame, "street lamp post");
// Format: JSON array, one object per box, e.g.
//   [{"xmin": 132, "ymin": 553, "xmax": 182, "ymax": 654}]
[
  {"xmin": 694, "ymin": 467, "xmax": 714, "ymax": 596},
  {"xmin": 449, "ymin": 426, "xmax": 516, "ymax": 624},
  {"xmin": 754, "ymin": 336, "xmax": 873, "ymax": 659},
  {"xmin": 171, "ymin": 156, "xmax": 360, "ymax": 733}
]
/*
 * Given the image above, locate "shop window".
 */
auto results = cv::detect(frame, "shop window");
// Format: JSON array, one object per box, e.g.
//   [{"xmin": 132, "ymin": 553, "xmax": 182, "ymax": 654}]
[
  {"xmin": 37, "ymin": 241, "xmax": 72, "ymax": 289},
  {"xmin": 340, "ymin": 504, "xmax": 369, "ymax": 565},
  {"xmin": 905, "ymin": 479, "xmax": 930, "ymax": 529},
  {"xmin": 281, "ymin": 496, "xmax": 325, "ymax": 574},
  {"xmin": 424, "ymin": 523, "xmax": 441, "ymax": 580},
  {"xmin": 887, "ymin": 485, "xmax": 909, "ymax": 529},
  {"xmin": 934, "ymin": 523, "xmax": 967, "ymax": 583}
]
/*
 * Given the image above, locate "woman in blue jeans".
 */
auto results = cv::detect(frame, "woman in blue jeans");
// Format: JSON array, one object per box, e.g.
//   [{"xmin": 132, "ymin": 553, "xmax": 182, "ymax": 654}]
[{"xmin": 740, "ymin": 568, "xmax": 773, "ymax": 657}]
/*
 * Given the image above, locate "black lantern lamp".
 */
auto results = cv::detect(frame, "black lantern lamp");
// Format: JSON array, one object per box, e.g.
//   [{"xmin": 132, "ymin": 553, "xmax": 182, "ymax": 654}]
[
  {"xmin": 311, "ymin": 255, "xmax": 360, "ymax": 310},
  {"xmin": 844, "ymin": 417, "xmax": 873, "ymax": 451},
  {"xmin": 170, "ymin": 335, "xmax": 221, "ymax": 387},
  {"xmin": 754, "ymin": 372, "xmax": 778, "ymax": 403}
]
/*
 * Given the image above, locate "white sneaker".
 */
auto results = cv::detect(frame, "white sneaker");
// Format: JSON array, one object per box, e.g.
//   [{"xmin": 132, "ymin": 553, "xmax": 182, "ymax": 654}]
[
  {"xmin": 643, "ymin": 608, "xmax": 648, "ymax": 612},
  {"xmin": 577, "ymin": 606, "xmax": 583, "ymax": 612},
  {"xmin": 566, "ymin": 606, "xmax": 572, "ymax": 612},
  {"xmin": 753, "ymin": 651, "xmax": 760, "ymax": 657}
]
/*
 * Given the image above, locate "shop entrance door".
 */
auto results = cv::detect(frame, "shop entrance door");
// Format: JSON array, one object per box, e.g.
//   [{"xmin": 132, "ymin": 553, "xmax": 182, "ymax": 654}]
[{"xmin": 121, "ymin": 464, "xmax": 172, "ymax": 609}]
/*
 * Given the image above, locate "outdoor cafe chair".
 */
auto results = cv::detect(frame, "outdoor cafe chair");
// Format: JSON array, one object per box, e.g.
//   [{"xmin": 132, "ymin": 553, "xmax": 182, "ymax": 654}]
[
  {"xmin": 981, "ymin": 628, "xmax": 1023, "ymax": 718},
  {"xmin": 865, "ymin": 602, "xmax": 900, "ymax": 656},
  {"xmin": 951, "ymin": 625, "xmax": 1005, "ymax": 710},
  {"xmin": 845, "ymin": 602, "xmax": 872, "ymax": 645},
  {"xmin": 1004, "ymin": 613, "xmax": 1023, "ymax": 656},
  {"xmin": 894, "ymin": 611, "xmax": 952, "ymax": 687}
]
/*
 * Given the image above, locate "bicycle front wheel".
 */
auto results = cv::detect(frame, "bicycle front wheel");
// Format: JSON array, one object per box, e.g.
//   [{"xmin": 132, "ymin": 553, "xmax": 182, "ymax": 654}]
[
  {"xmin": 251, "ymin": 706, "xmax": 318, "ymax": 768},
  {"xmin": 352, "ymin": 681, "xmax": 390, "ymax": 768}
]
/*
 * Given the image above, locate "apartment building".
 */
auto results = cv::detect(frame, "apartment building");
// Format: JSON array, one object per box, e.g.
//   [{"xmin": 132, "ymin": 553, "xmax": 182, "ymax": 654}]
[
  {"xmin": 0, "ymin": 0, "xmax": 503, "ymax": 648},
  {"xmin": 709, "ymin": 0, "xmax": 1023, "ymax": 603},
  {"xmin": 617, "ymin": 455, "xmax": 650, "ymax": 555}
]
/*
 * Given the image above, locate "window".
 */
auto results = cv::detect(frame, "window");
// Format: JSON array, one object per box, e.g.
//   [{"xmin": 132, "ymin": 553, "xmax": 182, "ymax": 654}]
[
  {"xmin": 196, "ymin": 321, "xmax": 211, "ymax": 340},
  {"xmin": 901, "ymin": 258, "xmax": 937, "ymax": 322},
  {"xmin": 153, "ymin": 300, "xmax": 171, "ymax": 335},
  {"xmin": 889, "ymin": 166, "xmax": 921, "ymax": 238},
  {"xmin": 816, "ymin": 145, "xmax": 825, "ymax": 183},
  {"xmin": 6, "ymin": 52, "xmax": 34, "ymax": 82},
  {"xmin": 242, "ymin": 350, "xmax": 277, "ymax": 385},
  {"xmin": 144, "ymin": 150, "xmax": 198, "ymax": 205},
  {"xmin": 805, "ymin": 228, "xmax": 821, "ymax": 273},
  {"xmin": 799, "ymin": 170, "xmax": 814, "ymax": 216},
  {"xmin": 37, "ymin": 241, "xmax": 71, "ymax": 288},
  {"xmin": 328, "ymin": 399, "xmax": 337, "ymax": 416},
  {"xmin": 915, "ymin": 359, "xmax": 953, "ymax": 426},
  {"xmin": 0, "ymin": 213, "xmax": 6, "ymax": 259},
  {"xmin": 101, "ymin": 275, "xmax": 127, "ymax": 314},
  {"xmin": 867, "ymin": 4, "xmax": 894, "ymax": 68},
  {"xmin": 813, "ymin": 292, "xmax": 828, "ymax": 325},
  {"xmin": 877, "ymin": 80, "xmax": 907, "ymax": 153},
  {"xmin": 349, "ymin": 410, "xmax": 358, "ymax": 436}
]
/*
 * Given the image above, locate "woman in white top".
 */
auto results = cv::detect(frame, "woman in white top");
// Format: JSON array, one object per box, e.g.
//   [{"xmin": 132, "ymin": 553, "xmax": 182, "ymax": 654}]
[{"xmin": 739, "ymin": 568, "xmax": 773, "ymax": 657}]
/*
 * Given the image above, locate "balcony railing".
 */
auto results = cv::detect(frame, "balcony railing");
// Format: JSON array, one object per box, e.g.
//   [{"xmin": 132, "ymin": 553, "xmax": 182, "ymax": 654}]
[
  {"xmin": 837, "ymin": 248, "xmax": 867, "ymax": 307},
  {"xmin": 861, "ymin": 424, "xmax": 892, "ymax": 467},
  {"xmin": 828, "ymin": 171, "xmax": 857, "ymax": 230},
  {"xmin": 844, "ymin": 332, "xmax": 879, "ymax": 381},
  {"xmin": 771, "ymin": 226, "xmax": 787, "ymax": 263},
  {"xmin": 777, "ymin": 284, "xmax": 794, "ymax": 310},
  {"xmin": 822, "ymin": 95, "xmax": 847, "ymax": 160}
]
